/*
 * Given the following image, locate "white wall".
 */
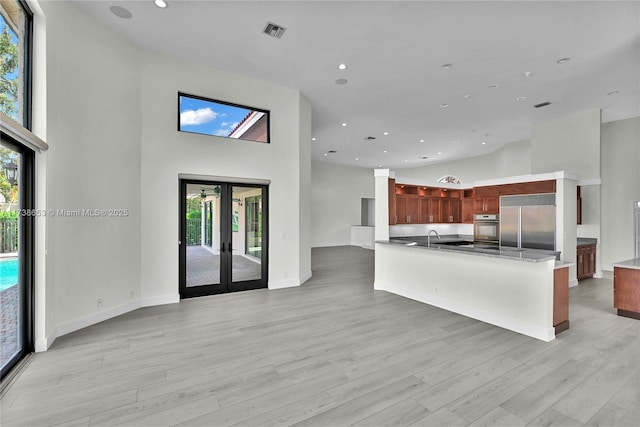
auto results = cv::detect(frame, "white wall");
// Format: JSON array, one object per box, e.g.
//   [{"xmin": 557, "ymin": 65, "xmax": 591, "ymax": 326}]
[
  {"xmin": 311, "ymin": 161, "xmax": 375, "ymax": 247},
  {"xmin": 531, "ymin": 110, "xmax": 601, "ymax": 178},
  {"xmin": 39, "ymin": 0, "xmax": 142, "ymax": 347},
  {"xmin": 601, "ymin": 116, "xmax": 640, "ymax": 268},
  {"xmin": 139, "ymin": 51, "xmax": 311, "ymax": 297},
  {"xmin": 397, "ymin": 139, "xmax": 531, "ymax": 184},
  {"xmin": 35, "ymin": 1, "xmax": 311, "ymax": 348}
]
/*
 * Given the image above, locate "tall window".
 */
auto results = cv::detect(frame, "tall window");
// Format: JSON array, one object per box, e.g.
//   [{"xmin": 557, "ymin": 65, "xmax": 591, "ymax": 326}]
[
  {"xmin": 0, "ymin": 0, "xmax": 33, "ymax": 379},
  {"xmin": 0, "ymin": 0, "xmax": 32, "ymax": 128}
]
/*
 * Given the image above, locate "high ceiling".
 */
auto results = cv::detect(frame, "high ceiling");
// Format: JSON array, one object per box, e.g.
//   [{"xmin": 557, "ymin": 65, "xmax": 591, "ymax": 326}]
[{"xmin": 76, "ymin": 0, "xmax": 640, "ymax": 169}]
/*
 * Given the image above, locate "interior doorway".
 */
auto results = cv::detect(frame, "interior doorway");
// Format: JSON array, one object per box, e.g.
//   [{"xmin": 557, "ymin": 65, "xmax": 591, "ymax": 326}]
[{"xmin": 179, "ymin": 180, "xmax": 268, "ymax": 298}]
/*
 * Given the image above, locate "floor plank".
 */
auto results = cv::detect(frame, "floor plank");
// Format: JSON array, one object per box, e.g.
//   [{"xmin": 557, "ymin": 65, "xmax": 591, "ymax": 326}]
[{"xmin": 1, "ymin": 246, "xmax": 638, "ymax": 426}]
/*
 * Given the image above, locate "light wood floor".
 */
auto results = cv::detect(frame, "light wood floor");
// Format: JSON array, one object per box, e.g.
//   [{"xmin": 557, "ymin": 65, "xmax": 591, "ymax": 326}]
[{"xmin": 1, "ymin": 246, "xmax": 639, "ymax": 426}]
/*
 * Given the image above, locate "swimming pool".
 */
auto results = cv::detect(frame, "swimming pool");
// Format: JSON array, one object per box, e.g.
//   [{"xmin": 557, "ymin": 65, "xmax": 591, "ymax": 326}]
[{"xmin": 0, "ymin": 258, "xmax": 18, "ymax": 291}]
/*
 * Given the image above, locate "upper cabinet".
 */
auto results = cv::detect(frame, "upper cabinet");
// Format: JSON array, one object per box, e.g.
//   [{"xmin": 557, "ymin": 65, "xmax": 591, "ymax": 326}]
[{"xmin": 389, "ymin": 179, "xmax": 557, "ymax": 225}]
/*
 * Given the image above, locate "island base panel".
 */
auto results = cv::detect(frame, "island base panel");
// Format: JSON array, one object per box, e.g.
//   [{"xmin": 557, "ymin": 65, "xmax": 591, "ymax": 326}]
[{"xmin": 617, "ymin": 309, "xmax": 640, "ymax": 320}]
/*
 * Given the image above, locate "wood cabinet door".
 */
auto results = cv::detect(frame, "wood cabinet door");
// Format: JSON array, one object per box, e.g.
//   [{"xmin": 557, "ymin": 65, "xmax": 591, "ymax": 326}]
[
  {"xmin": 586, "ymin": 246, "xmax": 596, "ymax": 275},
  {"xmin": 407, "ymin": 195, "xmax": 419, "ymax": 224},
  {"xmin": 577, "ymin": 249, "xmax": 585, "ymax": 278},
  {"xmin": 461, "ymin": 199, "xmax": 474, "ymax": 223},
  {"xmin": 484, "ymin": 196, "xmax": 499, "ymax": 214},
  {"xmin": 429, "ymin": 198, "xmax": 442, "ymax": 223},
  {"xmin": 396, "ymin": 195, "xmax": 408, "ymax": 224},
  {"xmin": 442, "ymin": 199, "xmax": 461, "ymax": 223},
  {"xmin": 474, "ymin": 198, "xmax": 486, "ymax": 214}
]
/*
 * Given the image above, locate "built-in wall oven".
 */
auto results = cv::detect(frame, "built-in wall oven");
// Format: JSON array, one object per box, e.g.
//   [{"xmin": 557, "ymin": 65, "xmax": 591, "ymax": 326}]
[{"xmin": 474, "ymin": 214, "xmax": 500, "ymax": 248}]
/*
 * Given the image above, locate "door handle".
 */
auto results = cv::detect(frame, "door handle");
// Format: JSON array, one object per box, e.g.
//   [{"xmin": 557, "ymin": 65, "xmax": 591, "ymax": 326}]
[{"xmin": 221, "ymin": 242, "xmax": 226, "ymax": 252}]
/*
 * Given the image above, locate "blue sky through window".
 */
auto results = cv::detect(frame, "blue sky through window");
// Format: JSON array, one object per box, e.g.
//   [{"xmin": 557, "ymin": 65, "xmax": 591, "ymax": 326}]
[
  {"xmin": 179, "ymin": 95, "xmax": 251, "ymax": 137},
  {"xmin": 1, "ymin": 15, "xmax": 20, "ymax": 119}
]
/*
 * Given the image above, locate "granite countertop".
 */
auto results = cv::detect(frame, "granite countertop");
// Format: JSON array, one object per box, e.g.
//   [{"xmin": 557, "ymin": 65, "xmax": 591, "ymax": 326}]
[
  {"xmin": 377, "ymin": 239, "xmax": 558, "ymax": 263},
  {"xmin": 577, "ymin": 238, "xmax": 598, "ymax": 247},
  {"xmin": 613, "ymin": 258, "xmax": 640, "ymax": 270}
]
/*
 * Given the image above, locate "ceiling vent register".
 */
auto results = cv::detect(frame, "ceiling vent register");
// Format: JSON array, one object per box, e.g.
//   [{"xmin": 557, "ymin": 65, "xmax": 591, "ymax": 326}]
[{"xmin": 263, "ymin": 22, "xmax": 286, "ymax": 39}]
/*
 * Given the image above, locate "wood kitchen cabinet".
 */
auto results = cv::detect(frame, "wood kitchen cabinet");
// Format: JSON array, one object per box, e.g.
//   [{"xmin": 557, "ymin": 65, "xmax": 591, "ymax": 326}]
[
  {"xmin": 419, "ymin": 197, "xmax": 441, "ymax": 223},
  {"xmin": 474, "ymin": 196, "xmax": 499, "ymax": 214},
  {"xmin": 442, "ymin": 198, "xmax": 460, "ymax": 223},
  {"xmin": 395, "ymin": 194, "xmax": 419, "ymax": 224},
  {"xmin": 613, "ymin": 265, "xmax": 640, "ymax": 319},
  {"xmin": 577, "ymin": 244, "xmax": 596, "ymax": 280}
]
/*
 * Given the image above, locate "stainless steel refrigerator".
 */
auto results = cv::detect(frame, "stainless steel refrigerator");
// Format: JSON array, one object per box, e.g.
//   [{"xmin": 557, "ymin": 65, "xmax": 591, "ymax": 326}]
[{"xmin": 500, "ymin": 193, "xmax": 556, "ymax": 250}]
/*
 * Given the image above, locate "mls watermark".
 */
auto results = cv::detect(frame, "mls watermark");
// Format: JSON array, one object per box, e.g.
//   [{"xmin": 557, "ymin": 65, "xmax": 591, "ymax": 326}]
[{"xmin": 19, "ymin": 209, "xmax": 130, "ymax": 217}]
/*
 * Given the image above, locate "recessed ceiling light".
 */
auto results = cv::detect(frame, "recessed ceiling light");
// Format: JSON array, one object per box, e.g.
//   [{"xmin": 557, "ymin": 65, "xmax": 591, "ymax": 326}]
[
  {"xmin": 556, "ymin": 57, "xmax": 571, "ymax": 64},
  {"xmin": 404, "ymin": 160, "xmax": 408, "ymax": 162},
  {"xmin": 522, "ymin": 71, "xmax": 533, "ymax": 77},
  {"xmin": 463, "ymin": 94, "xmax": 471, "ymax": 99},
  {"xmin": 516, "ymin": 96, "xmax": 527, "ymax": 101},
  {"xmin": 383, "ymin": 150, "xmax": 388, "ymax": 153},
  {"xmin": 355, "ymin": 158, "xmax": 359, "ymax": 161},
  {"xmin": 419, "ymin": 156, "xmax": 428, "ymax": 160},
  {"xmin": 379, "ymin": 165, "xmax": 383, "ymax": 167},
  {"xmin": 383, "ymin": 132, "xmax": 389, "ymax": 136},
  {"xmin": 488, "ymin": 84, "xmax": 499, "ymax": 89},
  {"xmin": 606, "ymin": 90, "xmax": 619, "ymax": 96},
  {"xmin": 440, "ymin": 103, "xmax": 449, "ymax": 108},
  {"xmin": 437, "ymin": 152, "xmax": 442, "ymax": 155},
  {"xmin": 481, "ymin": 142, "xmax": 487, "ymax": 145},
  {"xmin": 335, "ymin": 78, "xmax": 348, "ymax": 85},
  {"xmin": 341, "ymin": 122, "xmax": 347, "ymax": 127},
  {"xmin": 453, "ymin": 140, "xmax": 459, "ymax": 144},
  {"xmin": 110, "ymin": 5, "xmax": 132, "ymax": 18},
  {"xmin": 419, "ymin": 139, "xmax": 425, "ymax": 143},
  {"xmin": 311, "ymin": 137, "xmax": 316, "ymax": 141},
  {"xmin": 323, "ymin": 153, "xmax": 328, "ymax": 156},
  {"xmin": 154, "ymin": 0, "xmax": 168, "ymax": 8},
  {"xmin": 442, "ymin": 63, "xmax": 453, "ymax": 69},
  {"xmin": 338, "ymin": 64, "xmax": 347, "ymax": 70}
]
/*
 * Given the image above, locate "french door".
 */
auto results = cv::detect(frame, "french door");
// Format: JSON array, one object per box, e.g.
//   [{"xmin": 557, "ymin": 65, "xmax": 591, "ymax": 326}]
[{"xmin": 179, "ymin": 180, "xmax": 268, "ymax": 298}]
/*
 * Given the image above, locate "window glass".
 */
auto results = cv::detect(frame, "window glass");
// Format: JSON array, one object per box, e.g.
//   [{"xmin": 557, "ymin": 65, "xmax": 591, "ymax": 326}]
[
  {"xmin": 178, "ymin": 93, "xmax": 270, "ymax": 143},
  {"xmin": 0, "ymin": 0, "xmax": 31, "ymax": 127}
]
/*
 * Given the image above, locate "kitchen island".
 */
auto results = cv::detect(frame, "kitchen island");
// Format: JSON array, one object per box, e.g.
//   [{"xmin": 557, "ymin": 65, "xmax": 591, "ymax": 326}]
[
  {"xmin": 613, "ymin": 258, "xmax": 640, "ymax": 319},
  {"xmin": 375, "ymin": 240, "xmax": 570, "ymax": 341}
]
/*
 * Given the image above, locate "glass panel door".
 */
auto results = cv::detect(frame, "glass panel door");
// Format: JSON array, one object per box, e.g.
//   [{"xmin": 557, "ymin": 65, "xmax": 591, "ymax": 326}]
[
  {"xmin": 230, "ymin": 186, "xmax": 263, "ymax": 284},
  {"xmin": 0, "ymin": 143, "xmax": 22, "ymax": 375},
  {"xmin": 180, "ymin": 181, "xmax": 268, "ymax": 298},
  {"xmin": 183, "ymin": 184, "xmax": 222, "ymax": 293}
]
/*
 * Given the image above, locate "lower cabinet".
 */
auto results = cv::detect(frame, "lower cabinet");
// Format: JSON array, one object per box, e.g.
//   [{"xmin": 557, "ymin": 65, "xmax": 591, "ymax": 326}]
[
  {"xmin": 613, "ymin": 267, "xmax": 640, "ymax": 319},
  {"xmin": 577, "ymin": 244, "xmax": 596, "ymax": 280}
]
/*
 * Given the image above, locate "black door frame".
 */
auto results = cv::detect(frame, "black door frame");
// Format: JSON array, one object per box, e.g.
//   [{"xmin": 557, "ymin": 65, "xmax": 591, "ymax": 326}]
[
  {"xmin": 179, "ymin": 179, "xmax": 268, "ymax": 299},
  {"xmin": 0, "ymin": 134, "xmax": 35, "ymax": 379}
]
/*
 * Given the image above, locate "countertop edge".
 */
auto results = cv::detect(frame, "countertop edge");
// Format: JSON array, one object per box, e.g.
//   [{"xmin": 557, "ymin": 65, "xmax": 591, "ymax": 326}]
[
  {"xmin": 375, "ymin": 240, "xmax": 557, "ymax": 263},
  {"xmin": 613, "ymin": 259, "xmax": 640, "ymax": 270}
]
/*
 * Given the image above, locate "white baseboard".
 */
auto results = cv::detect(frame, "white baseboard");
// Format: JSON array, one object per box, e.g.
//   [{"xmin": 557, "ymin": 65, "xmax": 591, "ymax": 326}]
[
  {"xmin": 141, "ymin": 294, "xmax": 180, "ymax": 307},
  {"xmin": 34, "ymin": 295, "xmax": 179, "ymax": 352},
  {"xmin": 269, "ymin": 270, "xmax": 312, "ymax": 289},
  {"xmin": 569, "ymin": 279, "xmax": 579, "ymax": 288},
  {"xmin": 299, "ymin": 270, "xmax": 312, "ymax": 285}
]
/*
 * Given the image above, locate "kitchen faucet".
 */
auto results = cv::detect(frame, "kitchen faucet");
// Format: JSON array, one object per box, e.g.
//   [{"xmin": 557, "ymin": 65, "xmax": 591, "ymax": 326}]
[{"xmin": 427, "ymin": 229, "xmax": 441, "ymax": 247}]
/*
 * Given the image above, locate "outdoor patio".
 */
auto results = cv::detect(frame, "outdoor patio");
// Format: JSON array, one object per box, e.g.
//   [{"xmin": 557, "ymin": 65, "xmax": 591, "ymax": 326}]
[{"xmin": 186, "ymin": 245, "xmax": 262, "ymax": 287}]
